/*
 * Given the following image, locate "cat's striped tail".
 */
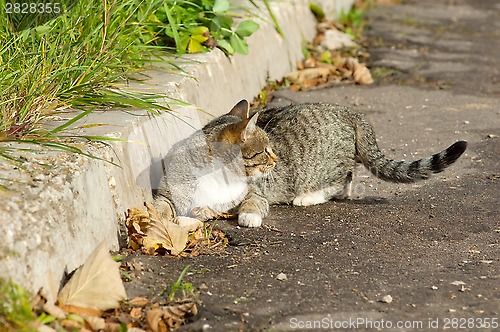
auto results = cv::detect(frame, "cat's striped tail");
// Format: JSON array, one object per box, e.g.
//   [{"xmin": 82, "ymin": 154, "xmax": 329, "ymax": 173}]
[{"xmin": 354, "ymin": 115, "xmax": 467, "ymax": 183}]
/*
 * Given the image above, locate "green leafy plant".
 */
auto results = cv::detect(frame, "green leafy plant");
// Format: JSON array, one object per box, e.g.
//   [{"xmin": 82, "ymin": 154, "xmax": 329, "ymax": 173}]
[
  {"xmin": 134, "ymin": 0, "xmax": 260, "ymax": 55},
  {"xmin": 339, "ymin": 5, "xmax": 367, "ymax": 40},
  {"xmin": 309, "ymin": 2, "xmax": 325, "ymax": 20}
]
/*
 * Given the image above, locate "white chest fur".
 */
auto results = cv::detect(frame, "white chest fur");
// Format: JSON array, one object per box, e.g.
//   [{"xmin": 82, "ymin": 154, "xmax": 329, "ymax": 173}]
[{"xmin": 191, "ymin": 160, "xmax": 248, "ymax": 211}]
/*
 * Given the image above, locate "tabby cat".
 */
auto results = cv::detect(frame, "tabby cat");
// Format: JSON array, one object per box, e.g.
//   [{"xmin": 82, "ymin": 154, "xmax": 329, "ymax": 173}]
[{"xmin": 154, "ymin": 100, "xmax": 467, "ymax": 227}]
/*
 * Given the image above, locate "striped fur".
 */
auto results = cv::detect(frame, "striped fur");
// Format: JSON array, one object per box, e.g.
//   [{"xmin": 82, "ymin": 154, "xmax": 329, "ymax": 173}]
[
  {"xmin": 154, "ymin": 100, "xmax": 276, "ymax": 222},
  {"xmin": 155, "ymin": 101, "xmax": 467, "ymax": 228},
  {"xmin": 239, "ymin": 102, "xmax": 467, "ymax": 227}
]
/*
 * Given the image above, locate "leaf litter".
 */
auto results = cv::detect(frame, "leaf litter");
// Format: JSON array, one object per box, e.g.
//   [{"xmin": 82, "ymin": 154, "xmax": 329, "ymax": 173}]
[
  {"xmin": 29, "ymin": 241, "xmax": 202, "ymax": 331},
  {"xmin": 126, "ymin": 202, "xmax": 229, "ymax": 257},
  {"xmin": 57, "ymin": 243, "xmax": 127, "ymax": 311},
  {"xmin": 252, "ymin": 19, "xmax": 374, "ymax": 111},
  {"xmin": 286, "ymin": 21, "xmax": 373, "ymax": 90}
]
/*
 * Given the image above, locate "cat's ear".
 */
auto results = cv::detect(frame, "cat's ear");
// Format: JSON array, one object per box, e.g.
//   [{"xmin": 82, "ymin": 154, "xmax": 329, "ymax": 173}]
[
  {"xmin": 229, "ymin": 100, "xmax": 249, "ymax": 120},
  {"xmin": 241, "ymin": 112, "xmax": 259, "ymax": 142}
]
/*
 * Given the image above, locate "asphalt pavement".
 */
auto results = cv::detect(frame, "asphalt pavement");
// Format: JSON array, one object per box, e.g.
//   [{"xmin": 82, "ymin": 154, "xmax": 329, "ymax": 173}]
[{"xmin": 124, "ymin": 1, "xmax": 499, "ymax": 330}]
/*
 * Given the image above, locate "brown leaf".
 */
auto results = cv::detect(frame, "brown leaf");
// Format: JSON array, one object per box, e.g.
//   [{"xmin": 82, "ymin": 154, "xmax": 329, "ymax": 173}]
[
  {"xmin": 190, "ymin": 206, "xmax": 237, "ymax": 221},
  {"xmin": 130, "ymin": 307, "xmax": 143, "ymax": 320},
  {"xmin": 144, "ymin": 219, "xmax": 188, "ymax": 256},
  {"xmin": 147, "ymin": 308, "xmax": 169, "ymax": 332},
  {"xmin": 313, "ymin": 32, "xmax": 325, "ymax": 46},
  {"xmin": 146, "ymin": 303, "xmax": 197, "ymax": 332},
  {"xmin": 84, "ymin": 315, "xmax": 106, "ymax": 331},
  {"xmin": 104, "ymin": 322, "xmax": 122, "ymax": 332},
  {"xmin": 127, "ymin": 328, "xmax": 148, "ymax": 332},
  {"xmin": 60, "ymin": 319, "xmax": 84, "ymax": 330},
  {"xmin": 345, "ymin": 57, "xmax": 356, "ymax": 71},
  {"xmin": 286, "ymin": 67, "xmax": 331, "ymax": 85},
  {"xmin": 57, "ymin": 243, "xmax": 127, "ymax": 310},
  {"xmin": 304, "ymin": 54, "xmax": 318, "ymax": 68},
  {"xmin": 128, "ymin": 297, "xmax": 149, "ymax": 307},
  {"xmin": 58, "ymin": 304, "xmax": 103, "ymax": 317},
  {"xmin": 126, "ymin": 208, "xmax": 151, "ymax": 235},
  {"xmin": 174, "ymin": 216, "xmax": 203, "ymax": 233},
  {"xmin": 38, "ymin": 325, "xmax": 57, "ymax": 332},
  {"xmin": 43, "ymin": 303, "xmax": 67, "ymax": 319},
  {"xmin": 296, "ymin": 59, "xmax": 304, "ymax": 70},
  {"xmin": 126, "ymin": 202, "xmax": 187, "ymax": 254},
  {"xmin": 353, "ymin": 61, "xmax": 374, "ymax": 85},
  {"xmin": 139, "ymin": 202, "xmax": 190, "ymax": 255},
  {"xmin": 145, "ymin": 202, "xmax": 166, "ymax": 223},
  {"xmin": 126, "ymin": 207, "xmax": 151, "ymax": 250}
]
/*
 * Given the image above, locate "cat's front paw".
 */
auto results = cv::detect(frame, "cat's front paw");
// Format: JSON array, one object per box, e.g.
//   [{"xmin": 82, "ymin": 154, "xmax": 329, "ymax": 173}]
[{"xmin": 238, "ymin": 213, "xmax": 262, "ymax": 228}]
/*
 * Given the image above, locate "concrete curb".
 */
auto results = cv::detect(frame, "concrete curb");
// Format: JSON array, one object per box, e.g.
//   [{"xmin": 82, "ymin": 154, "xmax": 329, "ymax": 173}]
[{"xmin": 0, "ymin": 0, "xmax": 354, "ymax": 297}]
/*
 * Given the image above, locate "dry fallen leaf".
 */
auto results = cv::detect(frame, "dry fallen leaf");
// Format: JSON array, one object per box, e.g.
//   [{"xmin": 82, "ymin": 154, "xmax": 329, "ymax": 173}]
[
  {"xmin": 57, "ymin": 243, "xmax": 127, "ymax": 310},
  {"xmin": 60, "ymin": 319, "xmax": 83, "ymax": 330},
  {"xmin": 126, "ymin": 208, "xmax": 151, "ymax": 250},
  {"xmin": 286, "ymin": 67, "xmax": 331, "ymax": 85},
  {"xmin": 190, "ymin": 206, "xmax": 236, "ymax": 221},
  {"xmin": 126, "ymin": 208, "xmax": 150, "ymax": 235},
  {"xmin": 83, "ymin": 315, "xmax": 106, "ymax": 330},
  {"xmin": 103, "ymin": 322, "xmax": 123, "ymax": 332},
  {"xmin": 126, "ymin": 201, "xmax": 228, "ymax": 257},
  {"xmin": 353, "ymin": 61, "xmax": 374, "ymax": 85},
  {"xmin": 130, "ymin": 307, "xmax": 143, "ymax": 320},
  {"xmin": 38, "ymin": 325, "xmax": 57, "ymax": 332},
  {"xmin": 58, "ymin": 304, "xmax": 103, "ymax": 317},
  {"xmin": 145, "ymin": 202, "xmax": 166, "ymax": 222},
  {"xmin": 128, "ymin": 297, "xmax": 149, "ymax": 307},
  {"xmin": 144, "ymin": 217, "xmax": 188, "ymax": 256},
  {"xmin": 285, "ymin": 21, "xmax": 374, "ymax": 91},
  {"xmin": 42, "ymin": 303, "xmax": 67, "ymax": 319},
  {"xmin": 174, "ymin": 216, "xmax": 204, "ymax": 233},
  {"xmin": 146, "ymin": 303, "xmax": 198, "ymax": 332},
  {"xmin": 127, "ymin": 327, "xmax": 148, "ymax": 332}
]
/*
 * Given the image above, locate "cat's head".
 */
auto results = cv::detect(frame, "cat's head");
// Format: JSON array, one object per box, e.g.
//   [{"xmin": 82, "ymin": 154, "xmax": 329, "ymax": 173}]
[{"xmin": 219, "ymin": 100, "xmax": 277, "ymax": 178}]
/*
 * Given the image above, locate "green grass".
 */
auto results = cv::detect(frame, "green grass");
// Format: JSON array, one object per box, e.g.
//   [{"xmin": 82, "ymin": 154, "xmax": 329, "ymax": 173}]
[
  {"xmin": 166, "ymin": 265, "xmax": 194, "ymax": 302},
  {"xmin": 0, "ymin": 0, "xmax": 275, "ymax": 189},
  {"xmin": 0, "ymin": 0, "xmax": 169, "ymax": 166},
  {"xmin": 338, "ymin": 0, "xmax": 376, "ymax": 41},
  {"xmin": 0, "ymin": 278, "xmax": 36, "ymax": 332}
]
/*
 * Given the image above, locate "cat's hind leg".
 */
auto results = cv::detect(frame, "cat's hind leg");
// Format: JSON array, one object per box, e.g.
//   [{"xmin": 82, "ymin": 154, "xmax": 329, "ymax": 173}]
[
  {"xmin": 292, "ymin": 172, "xmax": 353, "ymax": 206},
  {"xmin": 335, "ymin": 171, "xmax": 353, "ymax": 200},
  {"xmin": 292, "ymin": 190, "xmax": 328, "ymax": 206}
]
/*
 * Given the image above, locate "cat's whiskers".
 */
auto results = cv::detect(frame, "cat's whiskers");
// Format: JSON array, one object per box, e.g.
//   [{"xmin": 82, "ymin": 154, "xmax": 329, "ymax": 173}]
[{"xmin": 262, "ymin": 169, "xmax": 275, "ymax": 194}]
